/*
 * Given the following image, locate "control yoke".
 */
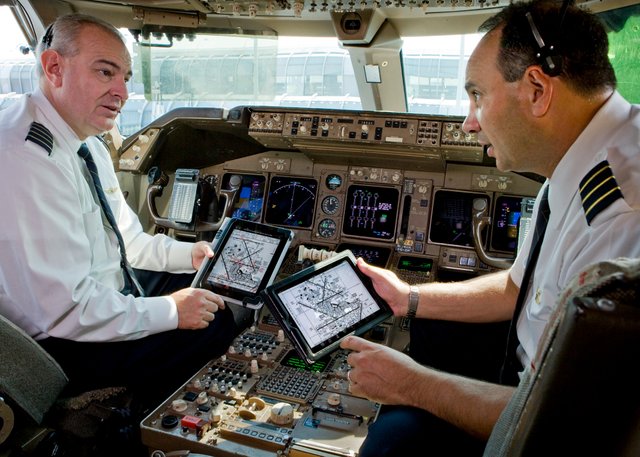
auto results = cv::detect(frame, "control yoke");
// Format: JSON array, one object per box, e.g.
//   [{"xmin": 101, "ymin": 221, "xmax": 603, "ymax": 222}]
[
  {"xmin": 472, "ymin": 198, "xmax": 514, "ymax": 269},
  {"xmin": 146, "ymin": 170, "xmax": 241, "ymax": 233}
]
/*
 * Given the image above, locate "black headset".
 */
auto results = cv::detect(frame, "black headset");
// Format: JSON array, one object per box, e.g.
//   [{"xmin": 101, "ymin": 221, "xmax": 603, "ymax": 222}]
[
  {"xmin": 42, "ymin": 24, "xmax": 54, "ymax": 49},
  {"xmin": 525, "ymin": 0, "xmax": 571, "ymax": 77}
]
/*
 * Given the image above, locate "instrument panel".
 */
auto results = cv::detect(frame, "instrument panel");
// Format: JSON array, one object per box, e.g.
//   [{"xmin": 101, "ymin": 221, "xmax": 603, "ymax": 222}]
[
  {"xmin": 246, "ymin": 109, "xmax": 481, "ymax": 155},
  {"xmin": 141, "ymin": 316, "xmax": 379, "ymax": 457},
  {"xmin": 211, "ymin": 162, "xmax": 539, "ymax": 283},
  {"xmin": 126, "ymin": 106, "xmax": 543, "ymax": 456},
  {"xmin": 121, "ymin": 106, "xmax": 542, "ymax": 282}
]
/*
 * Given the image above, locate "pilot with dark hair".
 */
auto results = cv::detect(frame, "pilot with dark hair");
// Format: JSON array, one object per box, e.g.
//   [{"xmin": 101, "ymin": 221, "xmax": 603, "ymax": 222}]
[
  {"xmin": 0, "ymin": 13, "xmax": 238, "ymax": 408},
  {"xmin": 341, "ymin": 1, "xmax": 640, "ymax": 455}
]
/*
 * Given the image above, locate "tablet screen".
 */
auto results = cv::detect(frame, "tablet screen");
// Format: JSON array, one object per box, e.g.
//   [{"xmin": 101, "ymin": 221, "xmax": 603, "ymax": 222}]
[
  {"xmin": 206, "ymin": 228, "xmax": 284, "ymax": 294},
  {"xmin": 262, "ymin": 250, "xmax": 392, "ymax": 362},
  {"xmin": 276, "ymin": 258, "xmax": 383, "ymax": 348},
  {"xmin": 192, "ymin": 218, "xmax": 293, "ymax": 308}
]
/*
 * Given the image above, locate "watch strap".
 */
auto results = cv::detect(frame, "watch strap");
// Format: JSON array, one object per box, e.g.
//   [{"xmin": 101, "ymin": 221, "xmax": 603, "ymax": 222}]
[{"xmin": 407, "ymin": 285, "xmax": 419, "ymax": 319}]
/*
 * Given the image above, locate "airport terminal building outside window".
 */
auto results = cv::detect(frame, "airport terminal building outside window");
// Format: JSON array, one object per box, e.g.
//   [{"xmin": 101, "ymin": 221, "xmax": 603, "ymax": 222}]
[{"xmin": 0, "ymin": 6, "xmax": 638, "ymax": 136}]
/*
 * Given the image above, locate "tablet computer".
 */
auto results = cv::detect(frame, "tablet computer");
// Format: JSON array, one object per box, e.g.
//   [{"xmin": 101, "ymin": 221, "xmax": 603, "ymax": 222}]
[
  {"xmin": 261, "ymin": 250, "xmax": 393, "ymax": 364},
  {"xmin": 192, "ymin": 218, "xmax": 294, "ymax": 308}
]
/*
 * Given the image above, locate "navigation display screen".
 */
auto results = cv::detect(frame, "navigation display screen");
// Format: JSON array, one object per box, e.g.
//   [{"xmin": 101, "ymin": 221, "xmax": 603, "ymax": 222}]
[
  {"xmin": 265, "ymin": 176, "xmax": 318, "ymax": 228},
  {"xmin": 261, "ymin": 251, "xmax": 392, "ymax": 363},
  {"xmin": 342, "ymin": 185, "xmax": 399, "ymax": 240}
]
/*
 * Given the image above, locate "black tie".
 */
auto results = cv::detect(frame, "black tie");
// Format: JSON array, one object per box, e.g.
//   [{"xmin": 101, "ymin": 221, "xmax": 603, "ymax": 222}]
[
  {"xmin": 501, "ymin": 184, "xmax": 550, "ymax": 385},
  {"xmin": 77, "ymin": 143, "xmax": 145, "ymax": 297}
]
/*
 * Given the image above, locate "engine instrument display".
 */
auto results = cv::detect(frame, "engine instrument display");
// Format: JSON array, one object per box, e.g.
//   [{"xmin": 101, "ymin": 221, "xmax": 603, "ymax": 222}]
[
  {"xmin": 429, "ymin": 190, "xmax": 488, "ymax": 247},
  {"xmin": 342, "ymin": 185, "xmax": 399, "ymax": 240},
  {"xmin": 265, "ymin": 176, "xmax": 318, "ymax": 228}
]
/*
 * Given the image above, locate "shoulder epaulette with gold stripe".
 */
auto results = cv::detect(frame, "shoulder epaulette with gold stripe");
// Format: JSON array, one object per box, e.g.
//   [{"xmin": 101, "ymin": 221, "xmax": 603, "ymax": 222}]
[
  {"xmin": 579, "ymin": 160, "xmax": 624, "ymax": 225},
  {"xmin": 25, "ymin": 121, "xmax": 54, "ymax": 156}
]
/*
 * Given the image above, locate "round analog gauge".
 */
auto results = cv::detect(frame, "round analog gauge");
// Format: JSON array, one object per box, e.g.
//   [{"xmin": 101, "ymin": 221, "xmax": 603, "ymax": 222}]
[
  {"xmin": 325, "ymin": 174, "xmax": 343, "ymax": 190},
  {"xmin": 321, "ymin": 195, "xmax": 340, "ymax": 215},
  {"xmin": 318, "ymin": 218, "xmax": 337, "ymax": 238}
]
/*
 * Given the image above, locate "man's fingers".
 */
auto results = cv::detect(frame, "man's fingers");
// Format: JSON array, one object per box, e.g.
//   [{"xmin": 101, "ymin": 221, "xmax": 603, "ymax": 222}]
[
  {"xmin": 340, "ymin": 335, "xmax": 372, "ymax": 351},
  {"xmin": 206, "ymin": 291, "xmax": 225, "ymax": 310}
]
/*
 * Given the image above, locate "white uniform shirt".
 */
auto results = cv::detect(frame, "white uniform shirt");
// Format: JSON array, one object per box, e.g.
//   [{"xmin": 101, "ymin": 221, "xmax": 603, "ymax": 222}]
[
  {"xmin": 511, "ymin": 91, "xmax": 640, "ymax": 369},
  {"xmin": 0, "ymin": 89, "xmax": 195, "ymax": 341}
]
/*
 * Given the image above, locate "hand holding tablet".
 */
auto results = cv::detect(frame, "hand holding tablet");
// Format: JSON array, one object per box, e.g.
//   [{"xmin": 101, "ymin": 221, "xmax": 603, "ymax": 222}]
[{"xmin": 261, "ymin": 250, "xmax": 393, "ymax": 364}]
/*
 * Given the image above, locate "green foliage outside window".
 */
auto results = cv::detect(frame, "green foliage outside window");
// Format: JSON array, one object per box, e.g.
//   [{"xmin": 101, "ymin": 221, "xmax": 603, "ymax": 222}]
[{"xmin": 607, "ymin": 11, "xmax": 640, "ymax": 103}]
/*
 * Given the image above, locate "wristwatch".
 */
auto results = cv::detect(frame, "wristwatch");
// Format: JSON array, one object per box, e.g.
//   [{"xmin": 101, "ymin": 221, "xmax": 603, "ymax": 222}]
[{"xmin": 407, "ymin": 285, "xmax": 419, "ymax": 319}]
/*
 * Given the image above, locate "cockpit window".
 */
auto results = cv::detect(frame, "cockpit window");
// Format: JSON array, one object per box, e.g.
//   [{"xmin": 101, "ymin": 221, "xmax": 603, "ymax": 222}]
[
  {"xmin": 130, "ymin": 29, "xmax": 485, "ymax": 118},
  {"xmin": 124, "ymin": 32, "xmax": 362, "ymax": 132},
  {"xmin": 131, "ymin": 28, "xmax": 278, "ymax": 106},
  {"xmin": 270, "ymin": 37, "xmax": 360, "ymax": 110},
  {"xmin": 0, "ymin": 4, "xmax": 638, "ymax": 134},
  {"xmin": 402, "ymin": 34, "xmax": 482, "ymax": 116},
  {"xmin": 0, "ymin": 6, "xmax": 35, "ymax": 110}
]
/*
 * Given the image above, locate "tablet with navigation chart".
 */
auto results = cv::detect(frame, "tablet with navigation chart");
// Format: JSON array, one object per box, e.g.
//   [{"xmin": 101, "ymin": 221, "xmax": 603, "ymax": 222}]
[
  {"xmin": 192, "ymin": 218, "xmax": 294, "ymax": 309},
  {"xmin": 261, "ymin": 250, "xmax": 393, "ymax": 364}
]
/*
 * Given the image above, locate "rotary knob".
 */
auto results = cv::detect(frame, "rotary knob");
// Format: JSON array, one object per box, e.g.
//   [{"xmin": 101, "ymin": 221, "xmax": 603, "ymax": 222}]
[
  {"xmin": 239, "ymin": 397, "xmax": 266, "ymax": 420},
  {"xmin": 171, "ymin": 399, "xmax": 188, "ymax": 413},
  {"xmin": 327, "ymin": 393, "xmax": 341, "ymax": 406},
  {"xmin": 270, "ymin": 402, "xmax": 294, "ymax": 425}
]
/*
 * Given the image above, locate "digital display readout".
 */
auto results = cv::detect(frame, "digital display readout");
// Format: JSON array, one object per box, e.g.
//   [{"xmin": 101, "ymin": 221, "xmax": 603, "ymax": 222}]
[
  {"xmin": 397, "ymin": 256, "xmax": 434, "ymax": 273},
  {"xmin": 265, "ymin": 176, "xmax": 318, "ymax": 228},
  {"xmin": 337, "ymin": 243, "xmax": 391, "ymax": 267},
  {"xmin": 280, "ymin": 349, "xmax": 329, "ymax": 372},
  {"xmin": 342, "ymin": 185, "xmax": 399, "ymax": 240}
]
